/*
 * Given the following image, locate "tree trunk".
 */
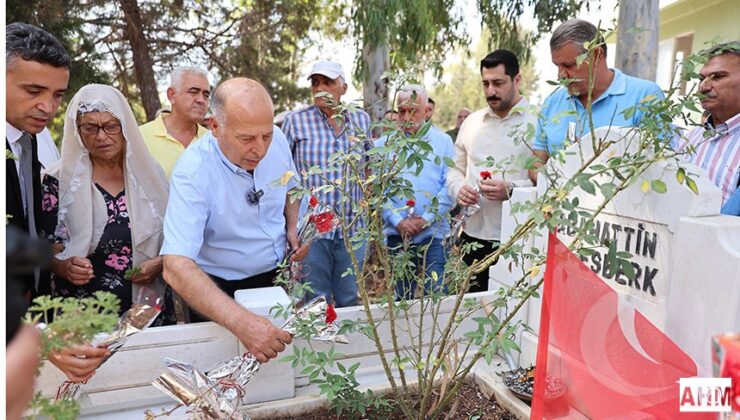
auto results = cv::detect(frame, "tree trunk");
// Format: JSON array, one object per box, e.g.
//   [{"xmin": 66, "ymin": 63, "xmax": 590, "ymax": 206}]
[
  {"xmin": 362, "ymin": 42, "xmax": 390, "ymax": 137},
  {"xmin": 615, "ymin": 0, "xmax": 659, "ymax": 81},
  {"xmin": 119, "ymin": 0, "xmax": 161, "ymax": 122}
]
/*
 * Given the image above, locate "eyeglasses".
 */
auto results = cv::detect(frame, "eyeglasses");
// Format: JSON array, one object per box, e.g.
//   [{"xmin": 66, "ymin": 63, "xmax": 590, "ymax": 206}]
[
  {"xmin": 246, "ymin": 188, "xmax": 264, "ymax": 205},
  {"xmin": 78, "ymin": 123, "xmax": 122, "ymax": 136}
]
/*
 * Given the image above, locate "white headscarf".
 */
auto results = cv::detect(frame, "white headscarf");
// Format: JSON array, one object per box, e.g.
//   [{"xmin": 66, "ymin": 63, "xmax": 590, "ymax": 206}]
[{"xmin": 44, "ymin": 84, "xmax": 169, "ymax": 298}]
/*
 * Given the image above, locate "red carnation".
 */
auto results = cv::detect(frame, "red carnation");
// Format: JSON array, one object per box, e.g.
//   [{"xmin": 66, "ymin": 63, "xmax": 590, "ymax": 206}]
[
  {"xmin": 480, "ymin": 171, "xmax": 492, "ymax": 180},
  {"xmin": 325, "ymin": 304, "xmax": 337, "ymax": 324},
  {"xmin": 312, "ymin": 211, "xmax": 335, "ymax": 234},
  {"xmin": 406, "ymin": 200, "xmax": 416, "ymax": 207},
  {"xmin": 309, "ymin": 195, "xmax": 319, "ymax": 208}
]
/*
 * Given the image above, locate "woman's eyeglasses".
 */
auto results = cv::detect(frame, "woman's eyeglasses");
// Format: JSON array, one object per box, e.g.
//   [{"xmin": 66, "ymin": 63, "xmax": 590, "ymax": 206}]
[{"xmin": 78, "ymin": 123, "xmax": 122, "ymax": 136}]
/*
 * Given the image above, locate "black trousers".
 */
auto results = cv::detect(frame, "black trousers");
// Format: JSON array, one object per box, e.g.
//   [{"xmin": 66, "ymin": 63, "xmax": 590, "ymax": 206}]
[
  {"xmin": 189, "ymin": 268, "xmax": 278, "ymax": 323},
  {"xmin": 460, "ymin": 232, "xmax": 500, "ymax": 293}
]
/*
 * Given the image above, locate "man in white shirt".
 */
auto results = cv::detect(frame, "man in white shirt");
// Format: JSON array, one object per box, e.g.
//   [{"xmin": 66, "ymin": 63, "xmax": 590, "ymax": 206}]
[{"xmin": 446, "ymin": 49, "xmax": 536, "ymax": 292}]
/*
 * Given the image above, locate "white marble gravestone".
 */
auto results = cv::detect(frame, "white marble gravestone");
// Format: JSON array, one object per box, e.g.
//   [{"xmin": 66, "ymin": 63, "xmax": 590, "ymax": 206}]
[
  {"xmin": 34, "ymin": 287, "xmax": 500, "ymax": 417},
  {"xmin": 489, "ymin": 127, "xmax": 740, "ymax": 373},
  {"xmin": 234, "ymin": 286, "xmax": 296, "ymax": 403}
]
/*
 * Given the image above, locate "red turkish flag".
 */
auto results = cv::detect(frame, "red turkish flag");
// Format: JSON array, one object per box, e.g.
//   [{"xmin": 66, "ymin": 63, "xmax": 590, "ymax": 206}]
[{"xmin": 531, "ymin": 233, "xmax": 714, "ymax": 419}]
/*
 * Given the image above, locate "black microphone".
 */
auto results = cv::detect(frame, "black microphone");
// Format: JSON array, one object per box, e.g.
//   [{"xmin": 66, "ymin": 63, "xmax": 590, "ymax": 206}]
[{"xmin": 246, "ymin": 188, "xmax": 264, "ymax": 205}]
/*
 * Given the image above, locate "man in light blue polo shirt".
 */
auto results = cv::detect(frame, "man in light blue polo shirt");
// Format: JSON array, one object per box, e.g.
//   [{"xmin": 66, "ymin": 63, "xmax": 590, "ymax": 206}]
[
  {"xmin": 530, "ymin": 19, "xmax": 664, "ymax": 183},
  {"xmin": 161, "ymin": 78, "xmax": 308, "ymax": 364},
  {"xmin": 378, "ymin": 84, "xmax": 455, "ymax": 299}
]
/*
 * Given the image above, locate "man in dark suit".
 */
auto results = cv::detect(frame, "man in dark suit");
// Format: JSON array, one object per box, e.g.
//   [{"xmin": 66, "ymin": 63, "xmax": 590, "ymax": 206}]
[
  {"xmin": 6, "ymin": 22, "xmax": 70, "ymax": 297},
  {"xmin": 6, "ymin": 23, "xmax": 109, "ymax": 395}
]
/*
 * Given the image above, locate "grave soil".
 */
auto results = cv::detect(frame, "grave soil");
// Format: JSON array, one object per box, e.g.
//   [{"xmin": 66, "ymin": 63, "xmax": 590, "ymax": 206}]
[{"xmin": 271, "ymin": 381, "xmax": 517, "ymax": 419}]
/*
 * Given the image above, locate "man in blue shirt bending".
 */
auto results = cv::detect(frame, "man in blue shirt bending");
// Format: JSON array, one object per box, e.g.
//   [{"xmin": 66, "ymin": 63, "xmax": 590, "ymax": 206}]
[
  {"xmin": 378, "ymin": 84, "xmax": 455, "ymax": 299},
  {"xmin": 161, "ymin": 78, "xmax": 308, "ymax": 364},
  {"xmin": 530, "ymin": 19, "xmax": 664, "ymax": 183}
]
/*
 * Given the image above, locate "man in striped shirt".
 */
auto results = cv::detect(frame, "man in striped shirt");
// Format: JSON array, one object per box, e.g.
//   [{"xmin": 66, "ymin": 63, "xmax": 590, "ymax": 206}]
[
  {"xmin": 677, "ymin": 42, "xmax": 739, "ymax": 215},
  {"xmin": 282, "ymin": 60, "xmax": 372, "ymax": 307}
]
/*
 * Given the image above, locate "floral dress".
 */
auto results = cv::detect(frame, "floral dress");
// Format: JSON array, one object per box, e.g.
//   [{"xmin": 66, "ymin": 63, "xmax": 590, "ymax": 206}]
[{"xmin": 39, "ymin": 175, "xmax": 177, "ymax": 326}]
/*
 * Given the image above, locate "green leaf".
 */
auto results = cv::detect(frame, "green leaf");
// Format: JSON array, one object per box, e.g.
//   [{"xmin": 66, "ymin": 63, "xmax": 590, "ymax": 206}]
[
  {"xmin": 578, "ymin": 177, "xmax": 596, "ymax": 195},
  {"xmin": 686, "ymin": 177, "xmax": 699, "ymax": 194},
  {"xmin": 623, "ymin": 106, "xmax": 636, "ymax": 119},
  {"xmin": 651, "ymin": 179, "xmax": 667, "ymax": 193},
  {"xmin": 606, "ymin": 240, "xmax": 618, "ymax": 272},
  {"xmin": 684, "ymin": 100, "xmax": 700, "ymax": 112},
  {"xmin": 620, "ymin": 259, "xmax": 636, "ymax": 282},
  {"xmin": 599, "ymin": 183, "xmax": 617, "ymax": 199},
  {"xmin": 473, "ymin": 316, "xmax": 492, "ymax": 326},
  {"xmin": 676, "ymin": 168, "xmax": 686, "ymax": 184},
  {"xmin": 576, "ymin": 52, "xmax": 589, "ymax": 66}
]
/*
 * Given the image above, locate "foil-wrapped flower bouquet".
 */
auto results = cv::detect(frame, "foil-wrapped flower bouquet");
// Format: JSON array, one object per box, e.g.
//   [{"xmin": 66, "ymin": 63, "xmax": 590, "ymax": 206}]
[
  {"xmin": 151, "ymin": 296, "xmax": 347, "ymax": 419},
  {"xmin": 55, "ymin": 287, "xmax": 163, "ymax": 401},
  {"xmin": 286, "ymin": 195, "xmax": 341, "ymax": 262},
  {"xmin": 406, "ymin": 199, "xmax": 416, "ymax": 218},
  {"xmin": 447, "ymin": 170, "xmax": 491, "ymax": 247}
]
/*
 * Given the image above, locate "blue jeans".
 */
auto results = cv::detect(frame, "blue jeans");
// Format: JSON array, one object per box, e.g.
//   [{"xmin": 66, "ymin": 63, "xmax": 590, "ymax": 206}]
[
  {"xmin": 387, "ymin": 236, "xmax": 448, "ymax": 300},
  {"xmin": 303, "ymin": 235, "xmax": 365, "ymax": 307}
]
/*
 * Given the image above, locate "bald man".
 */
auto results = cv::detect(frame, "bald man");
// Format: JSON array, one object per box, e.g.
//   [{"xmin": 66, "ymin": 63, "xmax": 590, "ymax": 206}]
[
  {"xmin": 161, "ymin": 78, "xmax": 308, "ymax": 363},
  {"xmin": 446, "ymin": 107, "xmax": 471, "ymax": 142}
]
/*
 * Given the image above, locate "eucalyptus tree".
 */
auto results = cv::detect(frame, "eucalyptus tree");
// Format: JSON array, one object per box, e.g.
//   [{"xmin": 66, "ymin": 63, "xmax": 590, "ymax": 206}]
[{"xmin": 324, "ymin": 0, "xmax": 588, "ymax": 122}]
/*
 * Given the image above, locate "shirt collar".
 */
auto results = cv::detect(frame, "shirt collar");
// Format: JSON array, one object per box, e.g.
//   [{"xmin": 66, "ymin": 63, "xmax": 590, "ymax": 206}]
[
  {"xmin": 152, "ymin": 111, "xmax": 207, "ymax": 140},
  {"xmin": 210, "ymin": 134, "xmax": 251, "ymax": 176},
  {"xmin": 151, "ymin": 112, "xmax": 170, "ymax": 138},
  {"xmin": 311, "ymin": 104, "xmax": 353, "ymax": 130},
  {"xmin": 312, "ymin": 104, "xmax": 345, "ymax": 119},
  {"xmin": 567, "ymin": 68, "xmax": 627, "ymax": 104},
  {"xmin": 484, "ymin": 97, "xmax": 529, "ymax": 121},
  {"xmin": 705, "ymin": 113, "xmax": 740, "ymax": 135},
  {"xmin": 603, "ymin": 68, "xmax": 627, "ymax": 96},
  {"xmin": 6, "ymin": 122, "xmax": 25, "ymax": 144}
]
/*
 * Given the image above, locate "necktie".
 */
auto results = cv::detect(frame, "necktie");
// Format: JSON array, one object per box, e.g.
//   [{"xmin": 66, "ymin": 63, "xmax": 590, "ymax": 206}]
[{"xmin": 18, "ymin": 133, "xmax": 38, "ymax": 238}]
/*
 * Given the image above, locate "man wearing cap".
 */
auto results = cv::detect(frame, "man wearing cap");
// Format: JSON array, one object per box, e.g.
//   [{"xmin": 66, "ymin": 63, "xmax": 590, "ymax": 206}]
[
  {"xmin": 281, "ymin": 60, "xmax": 372, "ymax": 307},
  {"xmin": 140, "ymin": 66, "xmax": 211, "ymax": 179}
]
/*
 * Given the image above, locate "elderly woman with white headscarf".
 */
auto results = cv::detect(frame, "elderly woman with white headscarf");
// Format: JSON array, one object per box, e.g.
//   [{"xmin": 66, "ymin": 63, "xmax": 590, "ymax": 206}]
[{"xmin": 38, "ymin": 84, "xmax": 176, "ymax": 382}]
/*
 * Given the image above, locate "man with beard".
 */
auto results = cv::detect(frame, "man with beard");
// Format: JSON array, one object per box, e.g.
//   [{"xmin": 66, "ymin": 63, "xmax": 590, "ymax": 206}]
[
  {"xmin": 446, "ymin": 49, "xmax": 536, "ymax": 292},
  {"xmin": 530, "ymin": 19, "xmax": 664, "ymax": 184},
  {"xmin": 140, "ymin": 66, "xmax": 211, "ymax": 179}
]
